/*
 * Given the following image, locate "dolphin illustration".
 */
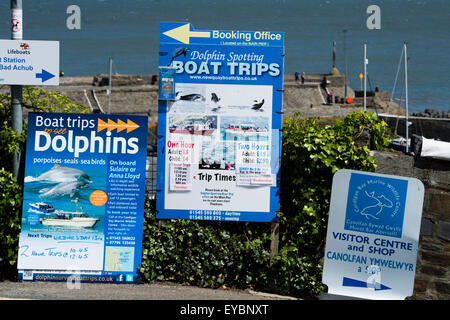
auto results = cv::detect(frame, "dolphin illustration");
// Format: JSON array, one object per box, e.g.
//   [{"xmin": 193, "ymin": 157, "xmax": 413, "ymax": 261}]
[
  {"xmin": 39, "ymin": 181, "xmax": 90, "ymax": 198},
  {"xmin": 211, "ymin": 93, "xmax": 220, "ymax": 103},
  {"xmin": 169, "ymin": 47, "xmax": 190, "ymax": 66},
  {"xmin": 252, "ymin": 99, "xmax": 265, "ymax": 110}
]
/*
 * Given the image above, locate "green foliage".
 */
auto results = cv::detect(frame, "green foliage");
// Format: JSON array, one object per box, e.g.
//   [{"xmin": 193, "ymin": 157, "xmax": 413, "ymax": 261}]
[
  {"xmin": 0, "ymin": 170, "xmax": 22, "ymax": 280},
  {"xmin": 140, "ymin": 198, "xmax": 272, "ymax": 290},
  {"xmin": 337, "ymin": 110, "xmax": 391, "ymax": 151},
  {"xmin": 0, "ymin": 91, "xmax": 26, "ymax": 173}
]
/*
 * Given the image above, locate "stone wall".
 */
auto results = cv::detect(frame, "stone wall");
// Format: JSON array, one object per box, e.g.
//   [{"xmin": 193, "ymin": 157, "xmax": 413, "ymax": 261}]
[
  {"xmin": 324, "ymin": 74, "xmax": 346, "ymax": 87},
  {"xmin": 372, "ymin": 151, "xmax": 450, "ymax": 299}
]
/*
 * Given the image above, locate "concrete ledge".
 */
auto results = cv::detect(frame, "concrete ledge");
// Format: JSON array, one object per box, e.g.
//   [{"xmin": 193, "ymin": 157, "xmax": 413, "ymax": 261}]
[{"xmin": 379, "ymin": 114, "xmax": 450, "ymax": 142}]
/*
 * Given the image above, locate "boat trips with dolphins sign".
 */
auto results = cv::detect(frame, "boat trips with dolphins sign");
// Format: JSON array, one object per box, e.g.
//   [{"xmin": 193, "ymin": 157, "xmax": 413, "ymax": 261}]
[{"xmin": 17, "ymin": 112, "xmax": 148, "ymax": 283}]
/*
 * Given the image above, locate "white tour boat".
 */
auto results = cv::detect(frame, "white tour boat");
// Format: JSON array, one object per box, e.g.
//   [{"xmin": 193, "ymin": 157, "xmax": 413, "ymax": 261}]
[{"xmin": 40, "ymin": 209, "xmax": 99, "ymax": 228}]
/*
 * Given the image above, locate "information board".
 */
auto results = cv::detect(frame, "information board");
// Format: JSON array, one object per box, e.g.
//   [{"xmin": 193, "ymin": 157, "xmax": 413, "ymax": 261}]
[
  {"xmin": 17, "ymin": 112, "xmax": 148, "ymax": 283},
  {"xmin": 156, "ymin": 22, "xmax": 284, "ymax": 222},
  {"xmin": 322, "ymin": 169, "xmax": 424, "ymax": 300}
]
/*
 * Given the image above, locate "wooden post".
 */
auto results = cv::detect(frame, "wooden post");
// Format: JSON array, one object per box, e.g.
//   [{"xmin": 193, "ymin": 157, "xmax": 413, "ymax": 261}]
[{"xmin": 270, "ymin": 222, "xmax": 280, "ymax": 267}]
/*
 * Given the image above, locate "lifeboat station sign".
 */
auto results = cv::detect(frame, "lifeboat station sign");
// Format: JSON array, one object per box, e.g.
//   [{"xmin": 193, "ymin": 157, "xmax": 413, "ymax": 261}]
[
  {"xmin": 0, "ymin": 39, "xmax": 59, "ymax": 86},
  {"xmin": 322, "ymin": 169, "xmax": 424, "ymax": 300},
  {"xmin": 156, "ymin": 22, "xmax": 284, "ymax": 222}
]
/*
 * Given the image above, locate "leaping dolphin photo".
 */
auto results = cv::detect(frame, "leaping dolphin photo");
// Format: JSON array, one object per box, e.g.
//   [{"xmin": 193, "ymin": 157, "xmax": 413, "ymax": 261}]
[
  {"xmin": 25, "ymin": 164, "xmax": 91, "ymax": 199},
  {"xmin": 32, "ymin": 164, "xmax": 90, "ymax": 184},
  {"xmin": 252, "ymin": 99, "xmax": 265, "ymax": 110},
  {"xmin": 39, "ymin": 181, "xmax": 90, "ymax": 198}
]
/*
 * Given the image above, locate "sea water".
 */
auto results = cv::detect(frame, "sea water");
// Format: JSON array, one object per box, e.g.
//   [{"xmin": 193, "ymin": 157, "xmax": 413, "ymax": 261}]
[{"xmin": 0, "ymin": 0, "xmax": 448, "ymax": 112}]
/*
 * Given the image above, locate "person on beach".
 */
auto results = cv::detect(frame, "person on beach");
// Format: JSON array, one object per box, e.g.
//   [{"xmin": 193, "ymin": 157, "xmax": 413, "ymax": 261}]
[
  {"xmin": 301, "ymin": 72, "xmax": 305, "ymax": 84},
  {"xmin": 295, "ymin": 71, "xmax": 299, "ymax": 82}
]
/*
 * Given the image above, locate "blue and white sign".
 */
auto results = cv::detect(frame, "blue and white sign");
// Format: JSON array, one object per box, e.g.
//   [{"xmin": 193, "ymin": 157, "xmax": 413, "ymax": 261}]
[
  {"xmin": 0, "ymin": 39, "xmax": 59, "ymax": 85},
  {"xmin": 322, "ymin": 169, "xmax": 424, "ymax": 300},
  {"xmin": 156, "ymin": 22, "xmax": 284, "ymax": 222},
  {"xmin": 17, "ymin": 112, "xmax": 148, "ymax": 283},
  {"xmin": 345, "ymin": 172, "xmax": 408, "ymax": 238}
]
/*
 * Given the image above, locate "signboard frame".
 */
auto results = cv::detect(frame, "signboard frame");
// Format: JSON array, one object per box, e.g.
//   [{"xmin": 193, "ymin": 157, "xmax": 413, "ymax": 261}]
[
  {"xmin": 0, "ymin": 39, "xmax": 59, "ymax": 86},
  {"xmin": 156, "ymin": 22, "xmax": 284, "ymax": 222}
]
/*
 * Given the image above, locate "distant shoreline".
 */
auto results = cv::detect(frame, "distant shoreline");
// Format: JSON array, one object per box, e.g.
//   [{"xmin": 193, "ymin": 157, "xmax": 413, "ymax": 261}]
[{"xmin": 1, "ymin": 73, "xmax": 447, "ymax": 115}]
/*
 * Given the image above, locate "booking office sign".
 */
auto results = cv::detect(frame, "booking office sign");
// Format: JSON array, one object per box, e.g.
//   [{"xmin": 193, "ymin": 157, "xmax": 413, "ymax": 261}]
[
  {"xmin": 17, "ymin": 112, "xmax": 148, "ymax": 283},
  {"xmin": 156, "ymin": 22, "xmax": 284, "ymax": 222},
  {"xmin": 322, "ymin": 169, "xmax": 424, "ymax": 300}
]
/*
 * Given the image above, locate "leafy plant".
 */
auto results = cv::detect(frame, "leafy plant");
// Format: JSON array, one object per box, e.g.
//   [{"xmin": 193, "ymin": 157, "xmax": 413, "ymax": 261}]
[
  {"xmin": 22, "ymin": 87, "xmax": 89, "ymax": 114},
  {"xmin": 0, "ymin": 170, "xmax": 22, "ymax": 280},
  {"xmin": 140, "ymin": 197, "xmax": 272, "ymax": 291},
  {"xmin": 337, "ymin": 110, "xmax": 391, "ymax": 151}
]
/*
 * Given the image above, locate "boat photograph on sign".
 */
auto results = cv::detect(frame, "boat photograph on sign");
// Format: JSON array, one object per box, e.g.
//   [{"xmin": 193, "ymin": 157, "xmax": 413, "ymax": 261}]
[
  {"xmin": 169, "ymin": 115, "xmax": 217, "ymax": 136},
  {"xmin": 37, "ymin": 198, "xmax": 99, "ymax": 229}
]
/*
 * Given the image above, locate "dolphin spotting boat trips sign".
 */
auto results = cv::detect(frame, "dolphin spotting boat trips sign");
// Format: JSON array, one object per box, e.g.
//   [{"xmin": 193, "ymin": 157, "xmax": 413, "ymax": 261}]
[
  {"xmin": 17, "ymin": 112, "xmax": 148, "ymax": 283},
  {"xmin": 156, "ymin": 22, "xmax": 284, "ymax": 222}
]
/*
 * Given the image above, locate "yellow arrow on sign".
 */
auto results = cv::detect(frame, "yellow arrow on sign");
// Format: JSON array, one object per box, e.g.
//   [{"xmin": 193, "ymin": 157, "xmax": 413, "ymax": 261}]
[
  {"xmin": 98, "ymin": 118, "xmax": 140, "ymax": 133},
  {"xmin": 163, "ymin": 23, "xmax": 210, "ymax": 44}
]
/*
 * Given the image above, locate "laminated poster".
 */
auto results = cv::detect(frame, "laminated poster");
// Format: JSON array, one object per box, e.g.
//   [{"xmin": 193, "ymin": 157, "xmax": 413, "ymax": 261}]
[
  {"xmin": 156, "ymin": 22, "xmax": 284, "ymax": 222},
  {"xmin": 17, "ymin": 112, "xmax": 148, "ymax": 283},
  {"xmin": 159, "ymin": 66, "xmax": 176, "ymax": 100}
]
